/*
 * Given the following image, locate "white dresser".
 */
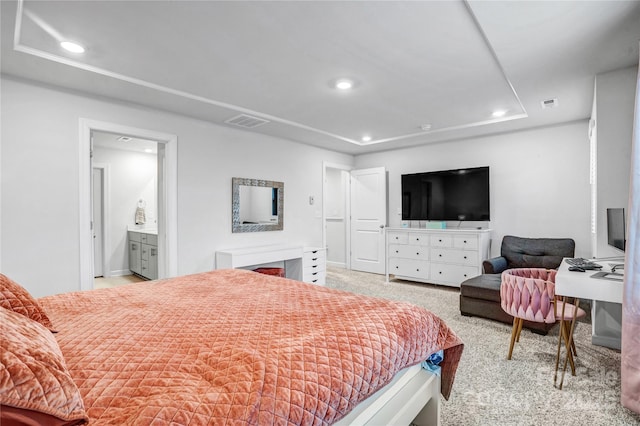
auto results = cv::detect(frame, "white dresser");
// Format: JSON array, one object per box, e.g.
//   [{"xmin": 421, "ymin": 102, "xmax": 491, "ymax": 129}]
[{"xmin": 386, "ymin": 228, "xmax": 491, "ymax": 287}]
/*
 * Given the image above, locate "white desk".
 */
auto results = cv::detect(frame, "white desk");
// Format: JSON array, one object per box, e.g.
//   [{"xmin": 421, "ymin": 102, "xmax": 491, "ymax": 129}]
[
  {"xmin": 556, "ymin": 259, "xmax": 623, "ymax": 350},
  {"xmin": 216, "ymin": 244, "xmax": 304, "ymax": 280}
]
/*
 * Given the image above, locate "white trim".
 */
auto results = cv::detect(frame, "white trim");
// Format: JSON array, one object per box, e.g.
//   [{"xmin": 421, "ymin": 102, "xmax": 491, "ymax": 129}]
[
  {"xmin": 79, "ymin": 119, "xmax": 178, "ymax": 291},
  {"xmin": 13, "ymin": 0, "xmax": 525, "ymax": 148},
  {"xmin": 92, "ymin": 163, "xmax": 111, "ymax": 278}
]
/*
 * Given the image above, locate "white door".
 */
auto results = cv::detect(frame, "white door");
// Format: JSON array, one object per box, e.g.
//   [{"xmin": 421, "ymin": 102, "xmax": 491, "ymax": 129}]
[
  {"xmin": 350, "ymin": 167, "xmax": 387, "ymax": 274},
  {"xmin": 92, "ymin": 167, "xmax": 104, "ymax": 278}
]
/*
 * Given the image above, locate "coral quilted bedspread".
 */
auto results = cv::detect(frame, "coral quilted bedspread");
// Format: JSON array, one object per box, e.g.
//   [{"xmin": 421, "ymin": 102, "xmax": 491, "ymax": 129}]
[{"xmin": 38, "ymin": 269, "xmax": 463, "ymax": 425}]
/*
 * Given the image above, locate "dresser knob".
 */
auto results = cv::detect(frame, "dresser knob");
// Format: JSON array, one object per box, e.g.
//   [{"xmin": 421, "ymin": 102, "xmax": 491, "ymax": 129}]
[
  {"xmin": 416, "ymin": 252, "xmax": 419, "ymax": 255},
  {"xmin": 439, "ymin": 271, "xmax": 442, "ymax": 274},
  {"xmin": 464, "ymin": 256, "xmax": 467, "ymax": 259},
  {"xmin": 439, "ymin": 254, "xmax": 442, "ymax": 257}
]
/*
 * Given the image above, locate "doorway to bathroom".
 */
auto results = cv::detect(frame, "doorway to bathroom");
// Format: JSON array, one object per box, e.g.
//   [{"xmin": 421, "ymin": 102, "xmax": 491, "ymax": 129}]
[
  {"xmin": 79, "ymin": 119, "xmax": 178, "ymax": 291},
  {"xmin": 91, "ymin": 130, "xmax": 159, "ymax": 286}
]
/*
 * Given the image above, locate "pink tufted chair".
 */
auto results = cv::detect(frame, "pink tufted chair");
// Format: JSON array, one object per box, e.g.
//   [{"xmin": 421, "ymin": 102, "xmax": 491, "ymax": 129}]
[{"xmin": 500, "ymin": 268, "xmax": 586, "ymax": 374}]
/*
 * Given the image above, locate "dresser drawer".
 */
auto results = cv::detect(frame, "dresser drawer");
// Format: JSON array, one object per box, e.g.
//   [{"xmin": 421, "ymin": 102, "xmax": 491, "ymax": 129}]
[
  {"xmin": 408, "ymin": 233, "xmax": 430, "ymax": 246},
  {"xmin": 430, "ymin": 263, "xmax": 478, "ymax": 285},
  {"xmin": 453, "ymin": 234, "xmax": 478, "ymax": 250},
  {"xmin": 431, "ymin": 248, "xmax": 477, "ymax": 266},
  {"xmin": 387, "ymin": 231, "xmax": 409, "ymax": 244},
  {"xmin": 430, "ymin": 234, "xmax": 453, "ymax": 247},
  {"xmin": 388, "ymin": 244, "xmax": 429, "ymax": 260},
  {"xmin": 389, "ymin": 258, "xmax": 430, "ymax": 280}
]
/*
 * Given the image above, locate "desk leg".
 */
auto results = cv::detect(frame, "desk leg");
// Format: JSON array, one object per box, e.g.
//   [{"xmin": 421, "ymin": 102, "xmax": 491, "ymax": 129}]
[{"xmin": 554, "ymin": 296, "xmax": 580, "ymax": 390}]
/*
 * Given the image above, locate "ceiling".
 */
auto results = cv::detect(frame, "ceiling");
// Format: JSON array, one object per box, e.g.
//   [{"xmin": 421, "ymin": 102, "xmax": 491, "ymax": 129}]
[
  {"xmin": 2, "ymin": 0, "xmax": 639, "ymax": 155},
  {"xmin": 93, "ymin": 131, "xmax": 158, "ymax": 154}
]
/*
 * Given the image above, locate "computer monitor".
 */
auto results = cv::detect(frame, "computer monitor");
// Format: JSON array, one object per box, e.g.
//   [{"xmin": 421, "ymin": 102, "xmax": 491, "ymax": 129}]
[{"xmin": 606, "ymin": 208, "xmax": 626, "ymax": 252}]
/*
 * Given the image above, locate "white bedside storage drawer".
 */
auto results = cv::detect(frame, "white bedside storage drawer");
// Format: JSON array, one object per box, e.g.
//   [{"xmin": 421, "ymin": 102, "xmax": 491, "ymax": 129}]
[{"xmin": 303, "ymin": 247, "xmax": 326, "ymax": 285}]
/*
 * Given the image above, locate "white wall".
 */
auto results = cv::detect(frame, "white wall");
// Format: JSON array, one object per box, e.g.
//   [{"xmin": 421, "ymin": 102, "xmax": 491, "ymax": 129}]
[
  {"xmin": 355, "ymin": 121, "xmax": 592, "ymax": 258},
  {"xmin": 93, "ymin": 146, "xmax": 157, "ymax": 275},
  {"xmin": 0, "ymin": 77, "xmax": 353, "ymax": 297},
  {"xmin": 593, "ymin": 66, "xmax": 637, "ymax": 258}
]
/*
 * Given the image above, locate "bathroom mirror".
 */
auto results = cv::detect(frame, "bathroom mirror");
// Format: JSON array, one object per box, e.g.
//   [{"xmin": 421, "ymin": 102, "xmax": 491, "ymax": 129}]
[{"xmin": 232, "ymin": 177, "xmax": 284, "ymax": 233}]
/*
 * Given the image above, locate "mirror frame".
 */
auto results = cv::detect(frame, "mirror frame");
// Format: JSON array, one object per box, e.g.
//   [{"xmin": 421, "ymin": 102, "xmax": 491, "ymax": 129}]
[{"xmin": 232, "ymin": 177, "xmax": 284, "ymax": 233}]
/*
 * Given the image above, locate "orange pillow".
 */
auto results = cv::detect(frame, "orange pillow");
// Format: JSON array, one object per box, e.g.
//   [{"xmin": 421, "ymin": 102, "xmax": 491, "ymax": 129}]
[
  {"xmin": 0, "ymin": 307, "xmax": 88, "ymax": 425},
  {"xmin": 0, "ymin": 273, "xmax": 54, "ymax": 331}
]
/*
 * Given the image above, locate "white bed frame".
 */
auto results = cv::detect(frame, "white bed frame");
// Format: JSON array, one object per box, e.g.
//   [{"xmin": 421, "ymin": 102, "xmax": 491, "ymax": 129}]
[{"xmin": 334, "ymin": 364, "xmax": 441, "ymax": 426}]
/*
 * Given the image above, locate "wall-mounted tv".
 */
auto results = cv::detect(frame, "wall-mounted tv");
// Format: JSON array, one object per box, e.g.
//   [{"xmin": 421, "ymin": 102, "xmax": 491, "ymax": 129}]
[
  {"xmin": 402, "ymin": 166, "xmax": 490, "ymax": 221},
  {"xmin": 607, "ymin": 208, "xmax": 626, "ymax": 252}
]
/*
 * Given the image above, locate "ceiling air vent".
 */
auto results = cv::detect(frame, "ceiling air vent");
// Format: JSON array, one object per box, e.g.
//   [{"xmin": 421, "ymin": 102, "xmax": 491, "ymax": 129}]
[
  {"xmin": 224, "ymin": 114, "xmax": 270, "ymax": 129},
  {"xmin": 540, "ymin": 98, "xmax": 559, "ymax": 109}
]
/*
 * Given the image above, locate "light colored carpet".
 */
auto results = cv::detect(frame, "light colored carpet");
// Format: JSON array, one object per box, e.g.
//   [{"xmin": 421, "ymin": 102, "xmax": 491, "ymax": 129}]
[{"xmin": 325, "ymin": 266, "xmax": 640, "ymax": 426}]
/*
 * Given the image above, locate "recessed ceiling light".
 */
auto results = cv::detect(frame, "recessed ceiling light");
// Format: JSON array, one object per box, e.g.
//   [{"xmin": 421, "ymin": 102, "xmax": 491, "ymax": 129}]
[
  {"xmin": 60, "ymin": 41, "xmax": 85, "ymax": 53},
  {"xmin": 361, "ymin": 135, "xmax": 372, "ymax": 142},
  {"xmin": 492, "ymin": 110, "xmax": 507, "ymax": 118},
  {"xmin": 335, "ymin": 79, "xmax": 353, "ymax": 90}
]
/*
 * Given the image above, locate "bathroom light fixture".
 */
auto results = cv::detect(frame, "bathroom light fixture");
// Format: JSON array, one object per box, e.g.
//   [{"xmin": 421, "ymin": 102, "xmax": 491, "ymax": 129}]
[
  {"xmin": 335, "ymin": 79, "xmax": 353, "ymax": 90},
  {"xmin": 361, "ymin": 135, "xmax": 372, "ymax": 142},
  {"xmin": 420, "ymin": 124, "xmax": 432, "ymax": 131},
  {"xmin": 60, "ymin": 41, "xmax": 85, "ymax": 53},
  {"xmin": 492, "ymin": 109, "xmax": 507, "ymax": 118}
]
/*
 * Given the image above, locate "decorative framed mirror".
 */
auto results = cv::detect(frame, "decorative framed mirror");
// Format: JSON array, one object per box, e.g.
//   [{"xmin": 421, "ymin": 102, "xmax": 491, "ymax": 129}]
[{"xmin": 232, "ymin": 177, "xmax": 284, "ymax": 233}]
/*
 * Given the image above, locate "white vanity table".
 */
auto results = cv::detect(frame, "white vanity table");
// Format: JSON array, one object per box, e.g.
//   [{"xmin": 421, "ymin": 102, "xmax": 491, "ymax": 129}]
[{"xmin": 216, "ymin": 244, "xmax": 326, "ymax": 285}]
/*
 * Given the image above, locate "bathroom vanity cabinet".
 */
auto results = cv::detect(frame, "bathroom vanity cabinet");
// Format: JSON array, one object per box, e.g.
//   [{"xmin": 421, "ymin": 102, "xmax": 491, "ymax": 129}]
[{"xmin": 128, "ymin": 230, "xmax": 158, "ymax": 280}]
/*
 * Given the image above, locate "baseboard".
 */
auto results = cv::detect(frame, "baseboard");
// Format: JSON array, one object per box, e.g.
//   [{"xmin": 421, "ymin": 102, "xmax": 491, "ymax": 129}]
[{"xmin": 110, "ymin": 269, "xmax": 131, "ymax": 277}]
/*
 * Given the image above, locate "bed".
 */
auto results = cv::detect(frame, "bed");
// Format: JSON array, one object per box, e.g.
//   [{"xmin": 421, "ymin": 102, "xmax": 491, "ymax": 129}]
[{"xmin": 1, "ymin": 269, "xmax": 463, "ymax": 425}]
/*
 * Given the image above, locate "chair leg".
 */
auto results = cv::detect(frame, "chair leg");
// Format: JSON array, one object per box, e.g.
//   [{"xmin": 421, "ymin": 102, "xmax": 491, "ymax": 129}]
[
  {"xmin": 515, "ymin": 317, "xmax": 524, "ymax": 342},
  {"xmin": 507, "ymin": 318, "xmax": 520, "ymax": 360}
]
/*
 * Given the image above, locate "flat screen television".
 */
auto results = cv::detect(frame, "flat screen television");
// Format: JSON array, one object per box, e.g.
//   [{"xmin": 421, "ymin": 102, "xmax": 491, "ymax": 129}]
[
  {"xmin": 607, "ymin": 208, "xmax": 626, "ymax": 252},
  {"xmin": 401, "ymin": 166, "xmax": 490, "ymax": 221}
]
